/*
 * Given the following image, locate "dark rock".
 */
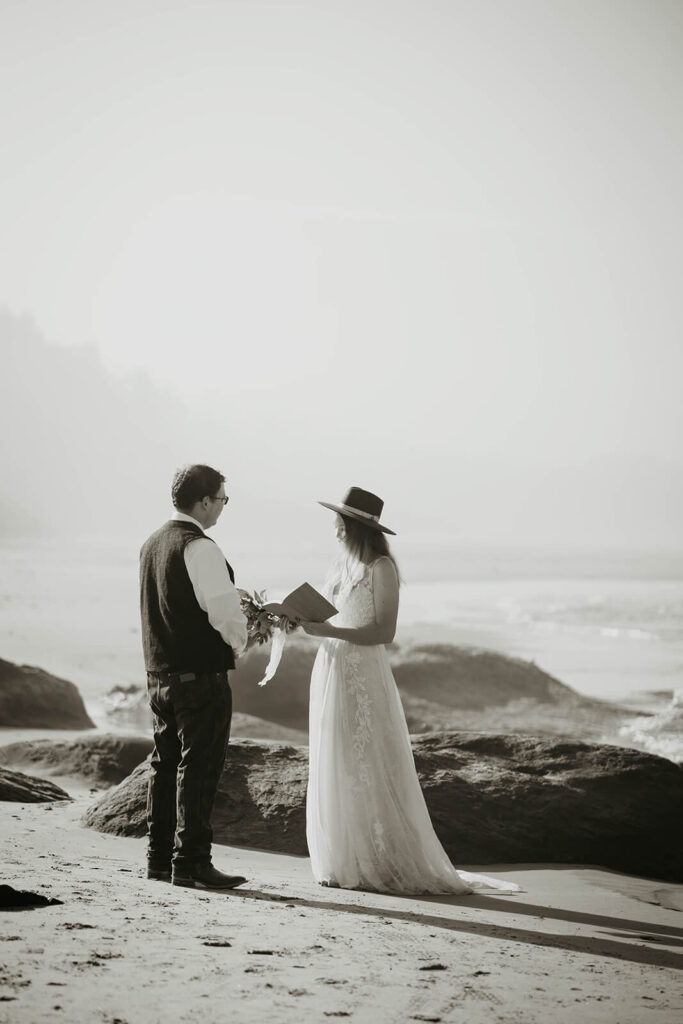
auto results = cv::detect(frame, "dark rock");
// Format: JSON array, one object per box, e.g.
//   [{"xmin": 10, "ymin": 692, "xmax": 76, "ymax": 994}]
[
  {"xmin": 0, "ymin": 766, "xmax": 71, "ymax": 802},
  {"xmin": 392, "ymin": 645, "xmax": 577, "ymax": 709},
  {"xmin": 414, "ymin": 732, "xmax": 683, "ymax": 881},
  {"xmin": 0, "ymin": 658, "xmax": 95, "ymax": 729},
  {"xmin": 83, "ymin": 739, "xmax": 308, "ymax": 855},
  {"xmin": 83, "ymin": 732, "xmax": 683, "ymax": 882},
  {"xmin": 0, "ymin": 885, "xmax": 63, "ymax": 908},
  {"xmin": 0, "ymin": 735, "xmax": 153, "ymax": 786}
]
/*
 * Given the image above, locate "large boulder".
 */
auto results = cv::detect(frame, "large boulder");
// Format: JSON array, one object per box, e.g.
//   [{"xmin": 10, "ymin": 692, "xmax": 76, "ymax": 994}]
[
  {"xmin": 0, "ymin": 765, "xmax": 70, "ymax": 802},
  {"xmin": 84, "ymin": 739, "xmax": 308, "ymax": 855},
  {"xmin": 0, "ymin": 658, "xmax": 95, "ymax": 729},
  {"xmin": 0, "ymin": 734, "xmax": 153, "ymax": 786},
  {"xmin": 83, "ymin": 732, "xmax": 683, "ymax": 882},
  {"xmin": 415, "ymin": 732, "xmax": 683, "ymax": 881}
]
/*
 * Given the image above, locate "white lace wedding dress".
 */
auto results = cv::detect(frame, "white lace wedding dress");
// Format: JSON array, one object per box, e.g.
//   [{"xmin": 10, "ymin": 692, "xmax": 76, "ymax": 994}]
[{"xmin": 306, "ymin": 556, "xmax": 520, "ymax": 896}]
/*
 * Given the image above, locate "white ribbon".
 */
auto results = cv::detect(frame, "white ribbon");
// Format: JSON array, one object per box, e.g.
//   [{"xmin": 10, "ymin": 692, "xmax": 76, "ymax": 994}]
[{"xmin": 257, "ymin": 626, "xmax": 288, "ymax": 686}]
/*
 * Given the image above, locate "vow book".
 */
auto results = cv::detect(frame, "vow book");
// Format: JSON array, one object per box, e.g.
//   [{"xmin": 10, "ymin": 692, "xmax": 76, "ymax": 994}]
[{"xmin": 265, "ymin": 583, "xmax": 337, "ymax": 623}]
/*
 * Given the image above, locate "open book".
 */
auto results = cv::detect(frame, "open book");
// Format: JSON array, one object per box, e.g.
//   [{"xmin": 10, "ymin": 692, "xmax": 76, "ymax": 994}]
[{"xmin": 264, "ymin": 583, "xmax": 337, "ymax": 623}]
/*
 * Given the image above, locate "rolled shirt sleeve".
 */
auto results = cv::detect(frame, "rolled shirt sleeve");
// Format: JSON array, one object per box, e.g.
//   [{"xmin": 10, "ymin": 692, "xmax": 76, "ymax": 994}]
[{"xmin": 183, "ymin": 538, "xmax": 248, "ymax": 658}]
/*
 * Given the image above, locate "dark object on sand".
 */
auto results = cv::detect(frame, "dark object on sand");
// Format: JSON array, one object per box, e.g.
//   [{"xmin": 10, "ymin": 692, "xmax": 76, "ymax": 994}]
[
  {"xmin": 0, "ymin": 884, "xmax": 63, "ymax": 908},
  {"xmin": 84, "ymin": 732, "xmax": 683, "ymax": 883},
  {"xmin": 0, "ymin": 657, "xmax": 95, "ymax": 729}
]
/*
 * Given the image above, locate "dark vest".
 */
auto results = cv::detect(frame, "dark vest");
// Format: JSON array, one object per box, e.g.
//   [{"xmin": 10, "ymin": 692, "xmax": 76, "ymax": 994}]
[{"xmin": 139, "ymin": 520, "xmax": 236, "ymax": 673}]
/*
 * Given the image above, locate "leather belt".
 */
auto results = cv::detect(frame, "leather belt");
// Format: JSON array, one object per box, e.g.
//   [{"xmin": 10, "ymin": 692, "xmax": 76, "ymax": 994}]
[{"xmin": 148, "ymin": 670, "xmax": 227, "ymax": 683}]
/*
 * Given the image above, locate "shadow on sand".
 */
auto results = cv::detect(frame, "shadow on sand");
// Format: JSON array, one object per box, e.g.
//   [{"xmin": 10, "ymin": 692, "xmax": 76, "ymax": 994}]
[{"xmin": 216, "ymin": 886, "xmax": 683, "ymax": 971}]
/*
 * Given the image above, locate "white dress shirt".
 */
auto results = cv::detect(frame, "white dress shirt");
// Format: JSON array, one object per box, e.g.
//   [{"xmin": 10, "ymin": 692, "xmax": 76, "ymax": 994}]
[{"xmin": 172, "ymin": 511, "xmax": 248, "ymax": 658}]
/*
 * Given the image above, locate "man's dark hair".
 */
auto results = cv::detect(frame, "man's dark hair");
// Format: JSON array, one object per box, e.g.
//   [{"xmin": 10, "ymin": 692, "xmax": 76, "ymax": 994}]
[{"xmin": 172, "ymin": 464, "xmax": 226, "ymax": 511}]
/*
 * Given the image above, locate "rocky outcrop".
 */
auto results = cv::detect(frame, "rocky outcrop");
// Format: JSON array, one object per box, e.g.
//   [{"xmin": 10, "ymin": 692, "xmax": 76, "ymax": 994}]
[
  {"xmin": 392, "ymin": 645, "xmax": 583, "ymax": 709},
  {"xmin": 0, "ymin": 658, "xmax": 95, "ymax": 729},
  {"xmin": 0, "ymin": 766, "xmax": 70, "ymax": 802},
  {"xmin": 83, "ymin": 732, "xmax": 683, "ymax": 882},
  {"xmin": 0, "ymin": 735, "xmax": 153, "ymax": 786},
  {"xmin": 100, "ymin": 642, "xmax": 635, "ymax": 745},
  {"xmin": 231, "ymin": 640, "xmax": 634, "ymax": 739}
]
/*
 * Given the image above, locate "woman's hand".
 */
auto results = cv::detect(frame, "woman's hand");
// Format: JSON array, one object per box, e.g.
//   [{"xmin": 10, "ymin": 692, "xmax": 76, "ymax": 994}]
[{"xmin": 301, "ymin": 620, "xmax": 336, "ymax": 638}]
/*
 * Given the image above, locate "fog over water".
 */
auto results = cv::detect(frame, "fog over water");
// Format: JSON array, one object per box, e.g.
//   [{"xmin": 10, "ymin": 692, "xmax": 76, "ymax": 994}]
[
  {"xmin": 1, "ymin": 2, "xmax": 682, "ymax": 559},
  {"xmin": 2, "ymin": 311, "xmax": 682, "ymax": 558}
]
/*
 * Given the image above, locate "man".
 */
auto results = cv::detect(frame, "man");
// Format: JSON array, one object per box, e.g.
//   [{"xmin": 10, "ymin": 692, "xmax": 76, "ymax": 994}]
[{"xmin": 139, "ymin": 464, "xmax": 248, "ymax": 889}]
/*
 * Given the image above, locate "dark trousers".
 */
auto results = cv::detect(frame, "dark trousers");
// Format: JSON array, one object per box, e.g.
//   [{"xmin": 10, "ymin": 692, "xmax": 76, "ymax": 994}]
[{"xmin": 146, "ymin": 671, "xmax": 232, "ymax": 871}]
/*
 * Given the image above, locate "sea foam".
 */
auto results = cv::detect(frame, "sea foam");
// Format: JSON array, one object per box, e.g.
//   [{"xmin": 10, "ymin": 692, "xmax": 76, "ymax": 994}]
[{"xmin": 613, "ymin": 691, "xmax": 683, "ymax": 764}]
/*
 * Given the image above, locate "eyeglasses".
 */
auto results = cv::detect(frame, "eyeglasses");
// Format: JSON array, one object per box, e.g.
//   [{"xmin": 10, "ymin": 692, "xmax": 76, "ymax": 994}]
[{"xmin": 212, "ymin": 495, "xmax": 229, "ymax": 505}]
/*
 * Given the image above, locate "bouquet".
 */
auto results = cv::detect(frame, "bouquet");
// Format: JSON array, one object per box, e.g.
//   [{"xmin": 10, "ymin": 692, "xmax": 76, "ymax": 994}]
[
  {"xmin": 238, "ymin": 589, "xmax": 299, "ymax": 646},
  {"xmin": 237, "ymin": 588, "xmax": 298, "ymax": 685}
]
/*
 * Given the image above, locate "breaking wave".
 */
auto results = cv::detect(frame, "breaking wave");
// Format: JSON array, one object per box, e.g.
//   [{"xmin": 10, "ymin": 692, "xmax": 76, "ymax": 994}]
[{"xmin": 613, "ymin": 691, "xmax": 683, "ymax": 764}]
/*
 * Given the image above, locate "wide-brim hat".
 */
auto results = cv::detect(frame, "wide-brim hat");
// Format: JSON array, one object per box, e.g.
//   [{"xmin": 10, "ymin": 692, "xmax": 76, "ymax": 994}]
[{"xmin": 318, "ymin": 486, "xmax": 396, "ymax": 535}]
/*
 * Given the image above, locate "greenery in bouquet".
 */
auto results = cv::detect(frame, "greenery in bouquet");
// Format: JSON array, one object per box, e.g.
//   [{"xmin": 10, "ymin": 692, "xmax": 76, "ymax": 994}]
[{"xmin": 237, "ymin": 589, "xmax": 299, "ymax": 649}]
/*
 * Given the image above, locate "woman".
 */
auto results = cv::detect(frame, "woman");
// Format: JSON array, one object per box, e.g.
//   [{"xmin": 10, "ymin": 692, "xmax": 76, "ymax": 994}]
[{"xmin": 302, "ymin": 486, "xmax": 519, "ymax": 896}]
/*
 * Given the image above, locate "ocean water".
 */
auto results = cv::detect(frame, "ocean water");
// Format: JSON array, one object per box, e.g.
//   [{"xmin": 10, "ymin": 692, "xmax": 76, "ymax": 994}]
[
  {"xmin": 1, "ymin": 538, "xmax": 682, "ymax": 758},
  {"xmin": 398, "ymin": 577, "xmax": 683, "ymax": 702}
]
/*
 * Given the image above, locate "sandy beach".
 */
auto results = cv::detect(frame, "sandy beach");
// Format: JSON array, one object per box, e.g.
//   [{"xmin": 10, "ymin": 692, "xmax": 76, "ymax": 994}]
[{"xmin": 2, "ymin": 768, "xmax": 682, "ymax": 1024}]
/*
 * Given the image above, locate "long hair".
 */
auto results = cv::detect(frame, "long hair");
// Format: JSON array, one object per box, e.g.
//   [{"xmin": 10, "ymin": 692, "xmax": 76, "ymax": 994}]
[{"xmin": 339, "ymin": 514, "xmax": 401, "ymax": 585}]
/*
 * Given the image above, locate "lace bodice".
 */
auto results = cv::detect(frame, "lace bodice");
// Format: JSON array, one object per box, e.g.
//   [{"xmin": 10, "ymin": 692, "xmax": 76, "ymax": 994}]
[{"xmin": 325, "ymin": 558, "xmax": 377, "ymax": 630}]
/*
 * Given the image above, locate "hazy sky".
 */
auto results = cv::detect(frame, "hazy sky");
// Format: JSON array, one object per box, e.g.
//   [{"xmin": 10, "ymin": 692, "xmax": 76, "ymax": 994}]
[{"xmin": 2, "ymin": 0, "xmax": 682, "ymax": 548}]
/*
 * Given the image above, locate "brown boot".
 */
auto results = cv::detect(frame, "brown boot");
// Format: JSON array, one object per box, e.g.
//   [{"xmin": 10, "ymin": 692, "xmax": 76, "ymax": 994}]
[{"xmin": 172, "ymin": 863, "xmax": 247, "ymax": 890}]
